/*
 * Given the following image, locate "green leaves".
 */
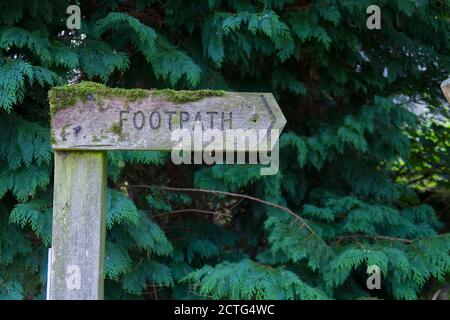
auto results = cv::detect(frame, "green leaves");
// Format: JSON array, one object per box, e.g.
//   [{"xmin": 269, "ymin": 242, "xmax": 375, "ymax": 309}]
[
  {"xmin": 265, "ymin": 216, "xmax": 332, "ymax": 270},
  {"xmin": 0, "ymin": 165, "xmax": 50, "ymax": 202},
  {"xmin": 0, "ymin": 113, "xmax": 52, "ymax": 170},
  {"xmin": 0, "ymin": 60, "xmax": 62, "ymax": 112},
  {"xmin": 126, "ymin": 214, "xmax": 173, "ymax": 257},
  {"xmin": 105, "ymin": 241, "xmax": 133, "ymax": 280},
  {"xmin": 96, "ymin": 13, "xmax": 157, "ymax": 47},
  {"xmin": 0, "ymin": 60, "xmax": 33, "ymax": 112},
  {"xmin": 0, "ymin": 27, "xmax": 64, "ymax": 111},
  {"xmin": 288, "ymin": 11, "xmax": 332, "ymax": 48},
  {"xmin": 0, "ymin": 280, "xmax": 24, "ymax": 300},
  {"xmin": 280, "ymin": 132, "xmax": 308, "ymax": 168},
  {"xmin": 78, "ymin": 41, "xmax": 130, "ymax": 81},
  {"xmin": 0, "ymin": 0, "xmax": 449, "ymax": 300},
  {"xmin": 318, "ymin": 6, "xmax": 341, "ymax": 25},
  {"xmin": 148, "ymin": 38, "xmax": 202, "ymax": 86},
  {"xmin": 106, "ymin": 189, "xmax": 140, "ymax": 228},
  {"xmin": 96, "ymin": 12, "xmax": 201, "ymax": 86},
  {"xmin": 0, "ymin": 27, "xmax": 52, "ymax": 65},
  {"xmin": 196, "ymin": 164, "xmax": 264, "ymax": 191},
  {"xmin": 272, "ymin": 69, "xmax": 307, "ymax": 95},
  {"xmin": 183, "ymin": 259, "xmax": 328, "ymax": 299},
  {"xmin": 203, "ymin": 10, "xmax": 294, "ymax": 67},
  {"xmin": 10, "ymin": 199, "xmax": 52, "ymax": 246},
  {"xmin": 122, "ymin": 260, "xmax": 173, "ymax": 295}
]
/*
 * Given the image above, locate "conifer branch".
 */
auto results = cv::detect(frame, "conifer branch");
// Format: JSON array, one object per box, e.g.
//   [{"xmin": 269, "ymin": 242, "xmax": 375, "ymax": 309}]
[{"xmin": 152, "ymin": 208, "xmax": 227, "ymax": 219}]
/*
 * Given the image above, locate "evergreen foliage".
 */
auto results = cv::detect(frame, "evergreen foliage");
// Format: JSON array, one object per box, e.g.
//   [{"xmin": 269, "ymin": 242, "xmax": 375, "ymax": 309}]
[{"xmin": 0, "ymin": 0, "xmax": 449, "ymax": 300}]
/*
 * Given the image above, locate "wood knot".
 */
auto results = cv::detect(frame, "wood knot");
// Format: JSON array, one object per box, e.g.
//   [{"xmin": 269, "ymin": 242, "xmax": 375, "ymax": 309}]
[{"xmin": 74, "ymin": 126, "xmax": 82, "ymax": 135}]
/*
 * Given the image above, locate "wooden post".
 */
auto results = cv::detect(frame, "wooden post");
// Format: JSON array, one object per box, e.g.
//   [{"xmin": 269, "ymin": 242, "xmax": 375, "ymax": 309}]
[{"xmin": 49, "ymin": 151, "xmax": 107, "ymax": 300}]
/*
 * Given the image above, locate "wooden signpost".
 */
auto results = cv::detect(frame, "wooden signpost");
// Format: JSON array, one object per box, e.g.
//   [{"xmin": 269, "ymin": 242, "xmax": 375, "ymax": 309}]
[{"xmin": 47, "ymin": 82, "xmax": 286, "ymax": 300}]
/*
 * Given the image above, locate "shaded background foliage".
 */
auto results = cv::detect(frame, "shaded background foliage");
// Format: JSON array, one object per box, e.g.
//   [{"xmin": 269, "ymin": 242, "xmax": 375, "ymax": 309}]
[{"xmin": 0, "ymin": 0, "xmax": 449, "ymax": 299}]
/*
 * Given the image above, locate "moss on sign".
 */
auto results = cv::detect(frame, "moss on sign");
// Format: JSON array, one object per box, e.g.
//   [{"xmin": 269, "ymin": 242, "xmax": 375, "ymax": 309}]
[
  {"xmin": 48, "ymin": 82, "xmax": 226, "ymax": 116},
  {"xmin": 153, "ymin": 88, "xmax": 225, "ymax": 103},
  {"xmin": 109, "ymin": 121, "xmax": 126, "ymax": 140},
  {"xmin": 48, "ymin": 82, "xmax": 150, "ymax": 115}
]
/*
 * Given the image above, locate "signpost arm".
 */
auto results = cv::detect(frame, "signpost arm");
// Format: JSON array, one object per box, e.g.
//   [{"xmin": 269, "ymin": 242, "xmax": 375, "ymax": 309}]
[{"xmin": 49, "ymin": 151, "xmax": 107, "ymax": 300}]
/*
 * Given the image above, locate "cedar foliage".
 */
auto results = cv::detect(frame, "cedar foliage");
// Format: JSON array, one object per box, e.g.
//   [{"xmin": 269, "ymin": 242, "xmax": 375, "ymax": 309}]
[{"xmin": 0, "ymin": 0, "xmax": 449, "ymax": 300}]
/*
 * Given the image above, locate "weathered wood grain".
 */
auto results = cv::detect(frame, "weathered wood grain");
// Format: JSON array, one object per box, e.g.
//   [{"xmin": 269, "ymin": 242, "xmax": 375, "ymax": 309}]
[
  {"xmin": 51, "ymin": 92, "xmax": 286, "ymax": 152},
  {"xmin": 49, "ymin": 151, "xmax": 106, "ymax": 300}
]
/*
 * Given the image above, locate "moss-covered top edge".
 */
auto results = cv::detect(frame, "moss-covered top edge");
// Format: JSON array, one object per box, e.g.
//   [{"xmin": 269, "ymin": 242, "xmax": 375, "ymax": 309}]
[
  {"xmin": 153, "ymin": 88, "xmax": 225, "ymax": 104},
  {"xmin": 48, "ymin": 81, "xmax": 226, "ymax": 116}
]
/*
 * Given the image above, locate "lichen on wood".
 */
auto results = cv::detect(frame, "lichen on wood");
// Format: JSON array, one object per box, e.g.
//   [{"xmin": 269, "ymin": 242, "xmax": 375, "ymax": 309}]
[
  {"xmin": 153, "ymin": 88, "xmax": 225, "ymax": 104},
  {"xmin": 109, "ymin": 121, "xmax": 127, "ymax": 140},
  {"xmin": 50, "ymin": 151, "xmax": 106, "ymax": 299},
  {"xmin": 61, "ymin": 123, "xmax": 72, "ymax": 141},
  {"xmin": 48, "ymin": 81, "xmax": 226, "ymax": 116},
  {"xmin": 48, "ymin": 81, "xmax": 150, "ymax": 115}
]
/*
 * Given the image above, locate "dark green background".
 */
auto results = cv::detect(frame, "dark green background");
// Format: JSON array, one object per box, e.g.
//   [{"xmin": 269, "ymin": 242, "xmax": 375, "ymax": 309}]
[{"xmin": 0, "ymin": 0, "xmax": 449, "ymax": 299}]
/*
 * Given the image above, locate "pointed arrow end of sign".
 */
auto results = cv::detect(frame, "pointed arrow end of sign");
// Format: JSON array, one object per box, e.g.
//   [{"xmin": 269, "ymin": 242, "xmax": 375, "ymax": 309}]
[
  {"xmin": 260, "ymin": 93, "xmax": 287, "ymax": 151},
  {"xmin": 261, "ymin": 93, "xmax": 287, "ymax": 132}
]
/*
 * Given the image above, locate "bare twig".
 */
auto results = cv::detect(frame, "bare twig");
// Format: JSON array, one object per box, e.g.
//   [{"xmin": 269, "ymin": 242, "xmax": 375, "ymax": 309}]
[
  {"xmin": 335, "ymin": 234, "xmax": 414, "ymax": 244},
  {"xmin": 133, "ymin": 185, "xmax": 301, "ymax": 219},
  {"xmin": 152, "ymin": 208, "xmax": 227, "ymax": 219},
  {"xmin": 229, "ymin": 198, "xmax": 245, "ymax": 211},
  {"xmin": 129, "ymin": 184, "xmax": 329, "ymax": 248}
]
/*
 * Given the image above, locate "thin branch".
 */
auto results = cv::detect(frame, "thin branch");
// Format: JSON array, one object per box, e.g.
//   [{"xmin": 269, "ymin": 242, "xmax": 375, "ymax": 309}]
[
  {"xmin": 132, "ymin": 185, "xmax": 299, "ymax": 219},
  {"xmin": 229, "ymin": 198, "xmax": 245, "ymax": 211},
  {"xmin": 129, "ymin": 184, "xmax": 329, "ymax": 248},
  {"xmin": 335, "ymin": 234, "xmax": 414, "ymax": 244},
  {"xmin": 152, "ymin": 208, "xmax": 226, "ymax": 219}
]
